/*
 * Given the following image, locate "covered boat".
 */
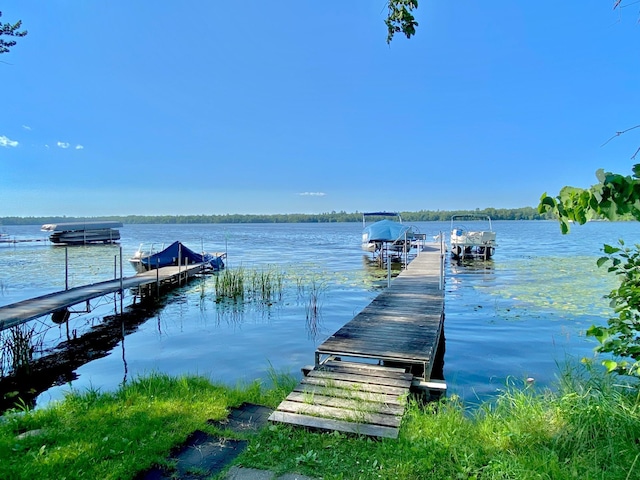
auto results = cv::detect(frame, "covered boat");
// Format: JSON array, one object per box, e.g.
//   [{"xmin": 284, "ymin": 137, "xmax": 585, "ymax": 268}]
[
  {"xmin": 362, "ymin": 219, "xmax": 415, "ymax": 253},
  {"xmin": 361, "ymin": 212, "xmax": 418, "ymax": 266},
  {"xmin": 130, "ymin": 241, "xmax": 225, "ymax": 273}
]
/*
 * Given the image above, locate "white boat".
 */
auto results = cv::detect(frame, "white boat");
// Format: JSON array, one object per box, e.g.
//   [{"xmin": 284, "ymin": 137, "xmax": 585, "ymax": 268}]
[
  {"xmin": 129, "ymin": 243, "xmax": 165, "ymax": 273},
  {"xmin": 41, "ymin": 221, "xmax": 122, "ymax": 245},
  {"xmin": 450, "ymin": 214, "xmax": 496, "ymax": 260}
]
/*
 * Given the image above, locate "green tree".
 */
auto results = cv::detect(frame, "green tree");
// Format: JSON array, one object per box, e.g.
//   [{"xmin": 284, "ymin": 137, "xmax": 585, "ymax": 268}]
[
  {"xmin": 0, "ymin": 11, "xmax": 27, "ymax": 55},
  {"xmin": 539, "ymin": 165, "xmax": 640, "ymax": 234},
  {"xmin": 539, "ymin": 165, "xmax": 640, "ymax": 380},
  {"xmin": 386, "ymin": 0, "xmax": 419, "ymax": 44}
]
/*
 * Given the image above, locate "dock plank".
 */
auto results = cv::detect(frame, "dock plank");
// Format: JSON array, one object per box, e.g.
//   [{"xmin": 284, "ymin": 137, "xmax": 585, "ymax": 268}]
[
  {"xmin": 284, "ymin": 391, "xmax": 405, "ymax": 416},
  {"xmin": 275, "ymin": 400, "xmax": 402, "ymax": 428},
  {"xmin": 299, "ymin": 376, "xmax": 409, "ymax": 396},
  {"xmin": 0, "ymin": 264, "xmax": 205, "ymax": 331},
  {"xmin": 307, "ymin": 370, "xmax": 412, "ymax": 388},
  {"xmin": 270, "ymin": 245, "xmax": 446, "ymax": 438},
  {"xmin": 292, "ymin": 384, "xmax": 404, "ymax": 405},
  {"xmin": 268, "ymin": 411, "xmax": 400, "ymax": 439}
]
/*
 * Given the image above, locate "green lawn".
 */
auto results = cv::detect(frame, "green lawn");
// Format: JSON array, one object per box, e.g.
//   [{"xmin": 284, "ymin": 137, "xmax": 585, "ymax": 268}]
[{"xmin": 1, "ymin": 366, "xmax": 638, "ymax": 480}]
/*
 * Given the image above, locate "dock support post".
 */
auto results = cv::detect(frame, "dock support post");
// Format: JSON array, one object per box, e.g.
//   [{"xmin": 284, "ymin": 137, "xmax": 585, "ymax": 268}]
[
  {"xmin": 387, "ymin": 247, "xmax": 391, "ymax": 288},
  {"xmin": 119, "ymin": 247, "xmax": 123, "ymax": 315},
  {"xmin": 65, "ymin": 247, "xmax": 69, "ymax": 290},
  {"xmin": 178, "ymin": 244, "xmax": 182, "ymax": 286}
]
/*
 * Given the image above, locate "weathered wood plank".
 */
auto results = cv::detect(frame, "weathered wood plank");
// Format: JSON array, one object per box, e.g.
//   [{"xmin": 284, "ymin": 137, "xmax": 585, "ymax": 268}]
[
  {"xmin": 299, "ymin": 376, "xmax": 409, "ymax": 396},
  {"xmin": 271, "ymin": 248, "xmax": 444, "ymax": 438},
  {"xmin": 285, "ymin": 391, "xmax": 405, "ymax": 416},
  {"xmin": 293, "ymin": 384, "xmax": 405, "ymax": 405},
  {"xmin": 307, "ymin": 370, "xmax": 412, "ymax": 388},
  {"xmin": 268, "ymin": 411, "xmax": 400, "ymax": 439},
  {"xmin": 276, "ymin": 400, "xmax": 402, "ymax": 428},
  {"xmin": 320, "ymin": 360, "xmax": 413, "ymax": 380}
]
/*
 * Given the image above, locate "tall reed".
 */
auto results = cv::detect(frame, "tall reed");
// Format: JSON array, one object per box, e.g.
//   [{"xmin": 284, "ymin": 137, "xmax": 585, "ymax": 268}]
[
  {"xmin": 247, "ymin": 266, "xmax": 285, "ymax": 305},
  {"xmin": 215, "ymin": 266, "xmax": 285, "ymax": 306},
  {"xmin": 0, "ymin": 324, "xmax": 40, "ymax": 376},
  {"xmin": 214, "ymin": 267, "xmax": 245, "ymax": 301}
]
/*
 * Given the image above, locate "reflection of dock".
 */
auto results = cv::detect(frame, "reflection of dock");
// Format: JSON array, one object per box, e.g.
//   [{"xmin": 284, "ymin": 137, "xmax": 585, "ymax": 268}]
[
  {"xmin": 0, "ymin": 237, "xmax": 49, "ymax": 244},
  {"xmin": 269, "ymin": 244, "xmax": 446, "ymax": 438},
  {"xmin": 0, "ymin": 264, "xmax": 205, "ymax": 332}
]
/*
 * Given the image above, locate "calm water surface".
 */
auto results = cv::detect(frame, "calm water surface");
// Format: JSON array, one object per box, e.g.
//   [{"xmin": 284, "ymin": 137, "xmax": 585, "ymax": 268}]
[{"xmin": 1, "ymin": 220, "xmax": 637, "ymax": 407}]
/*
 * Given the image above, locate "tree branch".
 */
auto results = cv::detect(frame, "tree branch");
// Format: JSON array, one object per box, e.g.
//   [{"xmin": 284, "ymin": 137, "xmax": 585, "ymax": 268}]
[{"xmin": 601, "ymin": 124, "xmax": 640, "ymax": 147}]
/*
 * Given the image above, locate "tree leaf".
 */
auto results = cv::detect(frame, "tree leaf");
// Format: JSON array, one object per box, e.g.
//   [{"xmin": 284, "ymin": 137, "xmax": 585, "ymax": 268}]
[{"xmin": 602, "ymin": 359, "xmax": 618, "ymax": 373}]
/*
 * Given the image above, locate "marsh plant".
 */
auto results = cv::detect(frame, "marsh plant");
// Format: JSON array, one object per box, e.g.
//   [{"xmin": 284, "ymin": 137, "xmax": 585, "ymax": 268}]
[
  {"xmin": 214, "ymin": 267, "xmax": 245, "ymax": 301},
  {"xmin": 304, "ymin": 277, "xmax": 325, "ymax": 323},
  {"xmin": 247, "ymin": 266, "xmax": 285, "ymax": 305},
  {"xmin": 0, "ymin": 323, "xmax": 42, "ymax": 376},
  {"xmin": 214, "ymin": 265, "xmax": 286, "ymax": 307}
]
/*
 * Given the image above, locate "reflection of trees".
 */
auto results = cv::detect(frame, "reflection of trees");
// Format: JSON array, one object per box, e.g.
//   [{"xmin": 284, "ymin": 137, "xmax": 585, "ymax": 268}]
[{"xmin": 0, "ymin": 302, "xmax": 163, "ymax": 413}]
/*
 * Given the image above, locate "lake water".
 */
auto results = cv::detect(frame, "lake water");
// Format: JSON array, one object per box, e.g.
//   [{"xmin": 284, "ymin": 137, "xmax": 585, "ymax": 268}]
[{"xmin": 1, "ymin": 220, "xmax": 636, "ymax": 408}]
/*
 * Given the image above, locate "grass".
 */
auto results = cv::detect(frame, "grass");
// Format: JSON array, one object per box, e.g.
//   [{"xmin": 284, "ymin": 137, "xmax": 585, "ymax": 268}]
[
  {"xmin": 1, "ymin": 366, "xmax": 639, "ymax": 480},
  {"xmin": 214, "ymin": 265, "xmax": 286, "ymax": 305},
  {"xmin": 0, "ymin": 371, "xmax": 295, "ymax": 480},
  {"xmin": 238, "ymin": 367, "xmax": 640, "ymax": 480}
]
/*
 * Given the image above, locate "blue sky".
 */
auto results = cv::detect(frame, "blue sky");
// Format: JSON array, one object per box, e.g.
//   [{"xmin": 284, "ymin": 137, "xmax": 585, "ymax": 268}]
[{"xmin": 1, "ymin": 1, "xmax": 639, "ymax": 217}]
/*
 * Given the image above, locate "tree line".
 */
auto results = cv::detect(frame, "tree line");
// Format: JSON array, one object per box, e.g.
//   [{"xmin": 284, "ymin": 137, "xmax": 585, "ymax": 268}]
[{"xmin": 1, "ymin": 207, "xmax": 554, "ymax": 226}]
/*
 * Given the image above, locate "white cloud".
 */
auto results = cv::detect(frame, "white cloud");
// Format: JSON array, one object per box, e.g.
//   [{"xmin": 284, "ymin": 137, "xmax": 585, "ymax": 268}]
[
  {"xmin": 0, "ymin": 135, "xmax": 19, "ymax": 147},
  {"xmin": 22, "ymin": 125, "xmax": 31, "ymax": 131},
  {"xmin": 57, "ymin": 141, "xmax": 70, "ymax": 149},
  {"xmin": 75, "ymin": 144, "xmax": 84, "ymax": 150},
  {"xmin": 298, "ymin": 192, "xmax": 326, "ymax": 197}
]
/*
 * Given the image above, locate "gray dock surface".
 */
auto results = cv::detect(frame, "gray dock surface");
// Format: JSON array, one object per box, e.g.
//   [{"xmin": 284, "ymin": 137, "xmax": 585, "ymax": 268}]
[
  {"xmin": 0, "ymin": 264, "xmax": 205, "ymax": 331},
  {"xmin": 270, "ymin": 245, "xmax": 445, "ymax": 438}
]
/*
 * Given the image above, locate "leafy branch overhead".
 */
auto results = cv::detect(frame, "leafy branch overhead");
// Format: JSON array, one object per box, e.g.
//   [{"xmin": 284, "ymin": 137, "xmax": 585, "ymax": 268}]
[
  {"xmin": 538, "ymin": 164, "xmax": 640, "ymax": 234},
  {"xmin": 0, "ymin": 11, "xmax": 27, "ymax": 55},
  {"xmin": 386, "ymin": 0, "xmax": 419, "ymax": 44}
]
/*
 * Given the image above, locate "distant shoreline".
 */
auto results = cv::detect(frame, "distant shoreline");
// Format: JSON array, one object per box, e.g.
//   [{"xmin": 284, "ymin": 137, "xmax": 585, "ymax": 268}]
[{"xmin": 2, "ymin": 207, "xmax": 554, "ymax": 225}]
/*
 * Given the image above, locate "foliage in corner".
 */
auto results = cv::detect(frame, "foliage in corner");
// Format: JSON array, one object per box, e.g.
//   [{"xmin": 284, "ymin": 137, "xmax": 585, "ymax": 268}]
[
  {"xmin": 386, "ymin": 0, "xmax": 419, "ymax": 44},
  {"xmin": 538, "ymin": 164, "xmax": 640, "ymax": 234},
  {"xmin": 0, "ymin": 11, "xmax": 27, "ymax": 55},
  {"xmin": 540, "ymin": 164, "xmax": 640, "ymax": 382},
  {"xmin": 587, "ymin": 240, "xmax": 640, "ymax": 379}
]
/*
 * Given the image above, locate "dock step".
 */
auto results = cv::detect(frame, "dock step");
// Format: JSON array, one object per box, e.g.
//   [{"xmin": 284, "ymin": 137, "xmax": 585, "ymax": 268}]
[{"xmin": 269, "ymin": 360, "xmax": 412, "ymax": 439}]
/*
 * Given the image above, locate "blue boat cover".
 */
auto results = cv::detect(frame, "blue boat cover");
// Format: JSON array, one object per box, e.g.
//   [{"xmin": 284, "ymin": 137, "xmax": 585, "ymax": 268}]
[
  {"xmin": 363, "ymin": 219, "xmax": 411, "ymax": 242},
  {"xmin": 141, "ymin": 241, "xmax": 214, "ymax": 269}
]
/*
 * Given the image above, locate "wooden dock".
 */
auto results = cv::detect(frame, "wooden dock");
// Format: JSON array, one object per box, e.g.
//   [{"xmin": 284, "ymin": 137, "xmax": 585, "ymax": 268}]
[
  {"xmin": 269, "ymin": 244, "xmax": 445, "ymax": 439},
  {"xmin": 0, "ymin": 264, "xmax": 206, "ymax": 332}
]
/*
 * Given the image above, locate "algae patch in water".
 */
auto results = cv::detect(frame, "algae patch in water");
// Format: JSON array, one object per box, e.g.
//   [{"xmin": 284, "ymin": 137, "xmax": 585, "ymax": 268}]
[{"xmin": 489, "ymin": 256, "xmax": 616, "ymax": 318}]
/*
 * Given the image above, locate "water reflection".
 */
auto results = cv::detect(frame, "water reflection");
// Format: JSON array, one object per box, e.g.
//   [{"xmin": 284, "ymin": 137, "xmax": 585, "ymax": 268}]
[{"xmin": 0, "ymin": 300, "xmax": 164, "ymax": 413}]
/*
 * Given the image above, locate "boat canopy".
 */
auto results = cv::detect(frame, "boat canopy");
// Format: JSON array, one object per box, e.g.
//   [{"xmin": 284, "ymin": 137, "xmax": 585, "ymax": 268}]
[
  {"xmin": 363, "ymin": 219, "xmax": 412, "ymax": 243},
  {"xmin": 140, "ymin": 241, "xmax": 209, "ymax": 269},
  {"xmin": 362, "ymin": 212, "xmax": 402, "ymax": 227},
  {"xmin": 42, "ymin": 221, "xmax": 123, "ymax": 232}
]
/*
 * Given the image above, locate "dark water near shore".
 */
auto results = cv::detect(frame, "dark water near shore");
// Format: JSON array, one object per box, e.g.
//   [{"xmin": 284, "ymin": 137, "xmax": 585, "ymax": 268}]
[{"xmin": 1, "ymin": 220, "xmax": 636, "ymax": 408}]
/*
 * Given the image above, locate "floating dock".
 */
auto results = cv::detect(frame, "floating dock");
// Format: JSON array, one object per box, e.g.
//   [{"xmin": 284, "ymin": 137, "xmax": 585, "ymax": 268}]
[
  {"xmin": 269, "ymin": 243, "xmax": 446, "ymax": 439},
  {"xmin": 0, "ymin": 263, "xmax": 206, "ymax": 332}
]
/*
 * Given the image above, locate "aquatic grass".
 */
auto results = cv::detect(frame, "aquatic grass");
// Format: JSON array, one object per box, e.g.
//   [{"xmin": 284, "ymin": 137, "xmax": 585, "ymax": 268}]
[
  {"xmin": 214, "ymin": 266, "xmax": 245, "ymax": 300},
  {"xmin": 490, "ymin": 256, "xmax": 616, "ymax": 318},
  {"xmin": 214, "ymin": 265, "xmax": 286, "ymax": 306},
  {"xmin": 247, "ymin": 265, "xmax": 285, "ymax": 305},
  {"xmin": 0, "ymin": 323, "xmax": 44, "ymax": 376}
]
